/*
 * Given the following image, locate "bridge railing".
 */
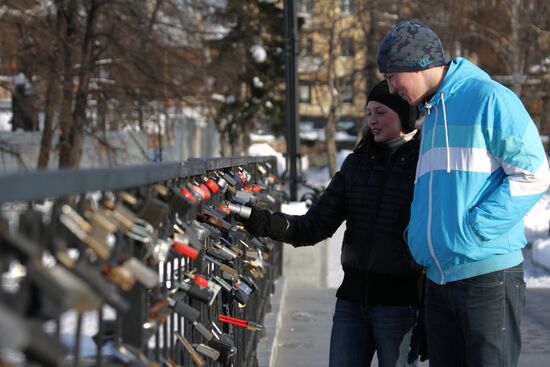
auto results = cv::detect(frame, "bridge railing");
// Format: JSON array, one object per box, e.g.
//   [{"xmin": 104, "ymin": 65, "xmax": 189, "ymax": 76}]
[{"xmin": 0, "ymin": 156, "xmax": 283, "ymax": 367}]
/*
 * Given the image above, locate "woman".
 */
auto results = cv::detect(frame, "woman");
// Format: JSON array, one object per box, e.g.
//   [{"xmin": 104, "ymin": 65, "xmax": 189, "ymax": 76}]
[{"xmin": 243, "ymin": 80, "xmax": 424, "ymax": 367}]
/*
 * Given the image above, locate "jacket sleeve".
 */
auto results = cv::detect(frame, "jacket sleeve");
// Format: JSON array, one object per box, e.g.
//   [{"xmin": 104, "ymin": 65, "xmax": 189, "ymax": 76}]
[
  {"xmin": 277, "ymin": 156, "xmax": 350, "ymax": 247},
  {"xmin": 469, "ymin": 89, "xmax": 550, "ymax": 242}
]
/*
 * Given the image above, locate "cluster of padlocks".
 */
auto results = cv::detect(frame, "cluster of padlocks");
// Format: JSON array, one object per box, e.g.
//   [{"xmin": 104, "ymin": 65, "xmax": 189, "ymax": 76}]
[{"xmin": 0, "ymin": 157, "xmax": 283, "ymax": 367}]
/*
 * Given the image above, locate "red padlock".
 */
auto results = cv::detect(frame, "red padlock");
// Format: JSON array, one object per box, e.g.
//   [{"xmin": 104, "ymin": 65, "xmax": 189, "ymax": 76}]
[
  {"xmin": 189, "ymin": 184, "xmax": 210, "ymax": 201},
  {"xmin": 172, "ymin": 239, "xmax": 199, "ymax": 260},
  {"xmin": 218, "ymin": 205, "xmax": 231, "ymax": 216},
  {"xmin": 179, "ymin": 188, "xmax": 196, "ymax": 203},
  {"xmin": 199, "ymin": 183, "xmax": 212, "ymax": 200},
  {"xmin": 238, "ymin": 172, "xmax": 247, "ymax": 183},
  {"xmin": 204, "ymin": 178, "xmax": 219, "ymax": 193},
  {"xmin": 192, "ymin": 274, "xmax": 209, "ymax": 288}
]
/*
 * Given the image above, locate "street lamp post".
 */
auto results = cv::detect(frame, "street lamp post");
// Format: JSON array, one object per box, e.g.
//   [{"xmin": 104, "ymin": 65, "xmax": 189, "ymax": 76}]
[{"xmin": 284, "ymin": 0, "xmax": 300, "ymax": 201}]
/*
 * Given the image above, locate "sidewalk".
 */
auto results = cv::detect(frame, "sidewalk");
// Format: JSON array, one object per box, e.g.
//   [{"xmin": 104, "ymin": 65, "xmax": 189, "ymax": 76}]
[
  {"xmin": 520, "ymin": 287, "xmax": 550, "ymax": 365},
  {"xmin": 272, "ymin": 285, "xmax": 336, "ymax": 367},
  {"xmin": 268, "ymin": 284, "xmax": 429, "ymax": 367},
  {"xmin": 264, "ymin": 282, "xmax": 550, "ymax": 367},
  {"xmin": 258, "ymin": 249, "xmax": 550, "ymax": 367}
]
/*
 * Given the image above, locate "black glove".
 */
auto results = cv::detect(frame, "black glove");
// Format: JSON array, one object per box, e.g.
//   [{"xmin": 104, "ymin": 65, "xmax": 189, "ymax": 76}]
[
  {"xmin": 242, "ymin": 207, "xmax": 270, "ymax": 237},
  {"xmin": 242, "ymin": 208, "xmax": 290, "ymax": 240},
  {"xmin": 409, "ymin": 305, "xmax": 428, "ymax": 362}
]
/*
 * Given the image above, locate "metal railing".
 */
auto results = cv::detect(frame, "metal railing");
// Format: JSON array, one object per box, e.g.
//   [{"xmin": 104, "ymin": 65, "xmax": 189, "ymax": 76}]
[{"xmin": 0, "ymin": 156, "xmax": 284, "ymax": 367}]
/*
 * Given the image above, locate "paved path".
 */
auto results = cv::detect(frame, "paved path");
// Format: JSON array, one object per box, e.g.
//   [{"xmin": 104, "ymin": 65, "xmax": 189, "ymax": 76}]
[
  {"xmin": 271, "ymin": 286, "xmax": 428, "ymax": 367},
  {"xmin": 267, "ymin": 284, "xmax": 550, "ymax": 367},
  {"xmin": 273, "ymin": 287, "xmax": 335, "ymax": 367},
  {"xmin": 256, "ymin": 239, "xmax": 550, "ymax": 366},
  {"xmin": 520, "ymin": 287, "xmax": 550, "ymax": 366}
]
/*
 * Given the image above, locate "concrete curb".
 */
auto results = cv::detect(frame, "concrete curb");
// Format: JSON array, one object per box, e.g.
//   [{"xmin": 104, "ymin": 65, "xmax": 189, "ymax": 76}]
[{"xmin": 257, "ymin": 276, "xmax": 287, "ymax": 367}]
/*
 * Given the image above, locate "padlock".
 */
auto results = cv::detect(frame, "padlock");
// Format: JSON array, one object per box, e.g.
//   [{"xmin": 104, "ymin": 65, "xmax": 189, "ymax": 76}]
[{"xmin": 137, "ymin": 197, "xmax": 170, "ymax": 227}]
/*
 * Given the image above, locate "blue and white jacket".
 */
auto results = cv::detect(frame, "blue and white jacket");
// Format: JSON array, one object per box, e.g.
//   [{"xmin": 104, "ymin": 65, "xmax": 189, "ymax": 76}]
[{"xmin": 407, "ymin": 57, "xmax": 550, "ymax": 284}]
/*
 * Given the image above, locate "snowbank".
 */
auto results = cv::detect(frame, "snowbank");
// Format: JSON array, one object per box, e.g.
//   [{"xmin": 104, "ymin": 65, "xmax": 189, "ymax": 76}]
[
  {"xmin": 524, "ymin": 193, "xmax": 550, "ymax": 242},
  {"xmin": 248, "ymin": 143, "xmax": 286, "ymax": 175},
  {"xmin": 532, "ymin": 238, "xmax": 550, "ymax": 270},
  {"xmin": 525, "ymin": 192, "xmax": 550, "ymax": 274}
]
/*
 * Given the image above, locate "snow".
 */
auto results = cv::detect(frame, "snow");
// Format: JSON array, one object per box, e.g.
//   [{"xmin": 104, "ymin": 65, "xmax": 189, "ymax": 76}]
[
  {"xmin": 524, "ymin": 193, "xmax": 550, "ymax": 242},
  {"xmin": 253, "ymin": 76, "xmax": 264, "ymax": 88},
  {"xmin": 248, "ymin": 142, "xmax": 286, "ymax": 175},
  {"xmin": 524, "ymin": 187, "xmax": 550, "ymax": 283},
  {"xmin": 0, "ymin": 111, "xmax": 12, "ymax": 131},
  {"xmin": 532, "ymin": 238, "xmax": 550, "ymax": 271},
  {"xmin": 250, "ymin": 45, "xmax": 267, "ymax": 63},
  {"xmin": 211, "ymin": 93, "xmax": 226, "ymax": 102},
  {"xmin": 281, "ymin": 201, "xmax": 309, "ymax": 216},
  {"xmin": 298, "ymin": 128, "xmax": 358, "ymax": 142}
]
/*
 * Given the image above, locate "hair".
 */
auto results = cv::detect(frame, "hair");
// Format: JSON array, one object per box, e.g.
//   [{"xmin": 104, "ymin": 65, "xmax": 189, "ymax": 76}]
[{"xmin": 354, "ymin": 127, "xmax": 375, "ymax": 154}]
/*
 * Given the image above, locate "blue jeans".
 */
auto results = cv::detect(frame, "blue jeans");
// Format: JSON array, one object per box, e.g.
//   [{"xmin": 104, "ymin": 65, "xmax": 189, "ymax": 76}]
[
  {"xmin": 425, "ymin": 263, "xmax": 525, "ymax": 367},
  {"xmin": 329, "ymin": 298, "xmax": 419, "ymax": 367}
]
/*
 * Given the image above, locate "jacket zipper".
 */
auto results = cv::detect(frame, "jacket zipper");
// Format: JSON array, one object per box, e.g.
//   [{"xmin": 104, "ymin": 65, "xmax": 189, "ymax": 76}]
[
  {"xmin": 426, "ymin": 104, "xmax": 446, "ymax": 284},
  {"xmin": 364, "ymin": 152, "xmax": 391, "ymax": 236}
]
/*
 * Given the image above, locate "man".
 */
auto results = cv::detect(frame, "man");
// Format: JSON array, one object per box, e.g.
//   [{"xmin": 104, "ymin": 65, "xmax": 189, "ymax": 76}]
[{"xmin": 377, "ymin": 19, "xmax": 550, "ymax": 367}]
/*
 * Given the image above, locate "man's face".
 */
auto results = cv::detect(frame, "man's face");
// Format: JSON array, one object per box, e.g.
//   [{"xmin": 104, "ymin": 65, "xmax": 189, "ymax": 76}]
[{"xmin": 384, "ymin": 71, "xmax": 426, "ymax": 106}]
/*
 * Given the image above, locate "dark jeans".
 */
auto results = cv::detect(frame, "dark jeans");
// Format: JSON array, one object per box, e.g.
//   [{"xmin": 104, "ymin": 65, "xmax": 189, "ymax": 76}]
[
  {"xmin": 329, "ymin": 298, "xmax": 419, "ymax": 367},
  {"xmin": 425, "ymin": 263, "xmax": 525, "ymax": 367}
]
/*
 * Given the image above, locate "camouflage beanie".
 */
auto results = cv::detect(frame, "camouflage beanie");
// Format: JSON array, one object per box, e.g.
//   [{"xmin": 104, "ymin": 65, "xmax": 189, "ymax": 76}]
[{"xmin": 377, "ymin": 19, "xmax": 446, "ymax": 73}]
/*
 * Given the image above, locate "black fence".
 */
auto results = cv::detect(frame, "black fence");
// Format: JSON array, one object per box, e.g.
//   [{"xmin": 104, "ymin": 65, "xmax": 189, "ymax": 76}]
[{"xmin": 0, "ymin": 156, "xmax": 284, "ymax": 367}]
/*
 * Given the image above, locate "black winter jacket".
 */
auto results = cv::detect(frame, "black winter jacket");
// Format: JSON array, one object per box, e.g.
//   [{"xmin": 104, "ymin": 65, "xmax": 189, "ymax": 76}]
[{"xmin": 280, "ymin": 137, "xmax": 424, "ymax": 305}]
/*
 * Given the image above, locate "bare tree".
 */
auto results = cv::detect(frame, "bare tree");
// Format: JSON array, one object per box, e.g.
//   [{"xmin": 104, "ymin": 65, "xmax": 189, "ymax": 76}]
[
  {"xmin": 0, "ymin": 0, "xmax": 213, "ymax": 168},
  {"xmin": 300, "ymin": 0, "xmax": 367, "ymax": 176},
  {"xmin": 0, "ymin": 2, "xmax": 61, "ymax": 167},
  {"xmin": 408, "ymin": 0, "xmax": 550, "ymax": 97}
]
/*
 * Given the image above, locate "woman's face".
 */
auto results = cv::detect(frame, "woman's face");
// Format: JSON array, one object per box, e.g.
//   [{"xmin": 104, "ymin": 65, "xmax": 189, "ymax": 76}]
[{"xmin": 366, "ymin": 100, "xmax": 404, "ymax": 143}]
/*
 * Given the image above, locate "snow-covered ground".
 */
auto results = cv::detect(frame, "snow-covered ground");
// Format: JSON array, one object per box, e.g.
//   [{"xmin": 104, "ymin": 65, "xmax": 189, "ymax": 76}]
[{"xmin": 517, "ymin": 189, "xmax": 550, "ymax": 286}]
